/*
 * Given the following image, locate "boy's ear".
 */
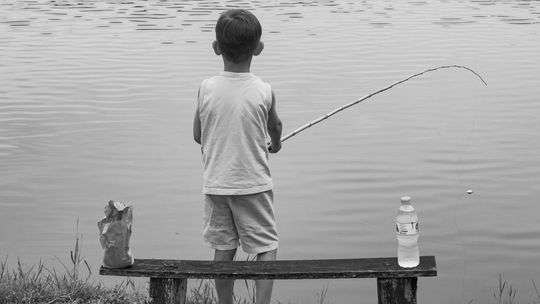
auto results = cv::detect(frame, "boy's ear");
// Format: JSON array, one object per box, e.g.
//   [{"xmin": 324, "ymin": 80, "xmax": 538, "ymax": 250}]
[
  {"xmin": 253, "ymin": 41, "xmax": 264, "ymax": 56},
  {"xmin": 212, "ymin": 41, "xmax": 221, "ymax": 55}
]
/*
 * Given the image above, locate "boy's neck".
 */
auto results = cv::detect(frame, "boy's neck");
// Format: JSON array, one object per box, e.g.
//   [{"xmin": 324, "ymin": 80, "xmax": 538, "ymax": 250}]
[{"xmin": 222, "ymin": 57, "xmax": 253, "ymax": 73}]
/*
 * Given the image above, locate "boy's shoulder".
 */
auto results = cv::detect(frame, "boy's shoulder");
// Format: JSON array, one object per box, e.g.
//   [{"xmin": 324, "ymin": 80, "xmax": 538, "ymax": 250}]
[
  {"xmin": 200, "ymin": 73, "xmax": 270, "ymax": 88},
  {"xmin": 203, "ymin": 72, "xmax": 265, "ymax": 80}
]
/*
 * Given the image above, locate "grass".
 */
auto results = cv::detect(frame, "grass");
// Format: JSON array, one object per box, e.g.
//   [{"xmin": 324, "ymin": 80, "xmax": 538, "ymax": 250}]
[
  {"xmin": 0, "ymin": 221, "xmax": 146, "ymax": 304},
  {"xmin": 493, "ymin": 274, "xmax": 517, "ymax": 304},
  {"xmin": 5, "ymin": 252, "xmax": 540, "ymax": 304},
  {"xmin": 0, "ymin": 256, "xmax": 145, "ymax": 304},
  {"xmin": 463, "ymin": 275, "xmax": 540, "ymax": 304},
  {"xmin": 1, "ymin": 223, "xmax": 540, "ymax": 303},
  {"xmin": 0, "ymin": 221, "xmax": 271, "ymax": 304}
]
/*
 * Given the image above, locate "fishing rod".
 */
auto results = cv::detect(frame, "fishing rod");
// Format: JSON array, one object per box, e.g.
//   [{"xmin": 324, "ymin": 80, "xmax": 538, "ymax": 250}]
[{"xmin": 280, "ymin": 65, "xmax": 487, "ymax": 143}]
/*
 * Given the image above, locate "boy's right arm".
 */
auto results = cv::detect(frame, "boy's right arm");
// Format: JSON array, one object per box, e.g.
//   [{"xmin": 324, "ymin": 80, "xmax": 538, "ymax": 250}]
[
  {"xmin": 267, "ymin": 91, "xmax": 282, "ymax": 153},
  {"xmin": 193, "ymin": 89, "xmax": 202, "ymax": 145},
  {"xmin": 193, "ymin": 107, "xmax": 201, "ymax": 145}
]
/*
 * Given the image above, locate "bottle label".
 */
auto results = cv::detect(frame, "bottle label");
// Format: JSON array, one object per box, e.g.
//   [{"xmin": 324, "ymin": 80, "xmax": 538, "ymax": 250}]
[{"xmin": 396, "ymin": 221, "xmax": 419, "ymax": 236}]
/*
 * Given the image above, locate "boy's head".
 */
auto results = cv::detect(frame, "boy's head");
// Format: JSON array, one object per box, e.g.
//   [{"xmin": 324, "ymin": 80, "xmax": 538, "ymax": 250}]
[{"xmin": 214, "ymin": 9, "xmax": 263, "ymax": 64}]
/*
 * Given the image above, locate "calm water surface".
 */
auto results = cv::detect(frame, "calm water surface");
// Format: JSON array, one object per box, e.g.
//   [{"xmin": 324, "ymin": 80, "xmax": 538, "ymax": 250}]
[{"xmin": 1, "ymin": 0, "xmax": 540, "ymax": 303}]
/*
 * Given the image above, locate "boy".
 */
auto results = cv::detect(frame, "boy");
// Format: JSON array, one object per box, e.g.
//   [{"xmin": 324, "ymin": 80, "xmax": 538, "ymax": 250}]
[{"xmin": 192, "ymin": 9, "xmax": 283, "ymax": 304}]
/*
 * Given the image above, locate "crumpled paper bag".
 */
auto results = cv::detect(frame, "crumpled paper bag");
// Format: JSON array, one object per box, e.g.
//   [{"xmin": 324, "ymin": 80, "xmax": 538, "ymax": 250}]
[{"xmin": 98, "ymin": 200, "xmax": 134, "ymax": 268}]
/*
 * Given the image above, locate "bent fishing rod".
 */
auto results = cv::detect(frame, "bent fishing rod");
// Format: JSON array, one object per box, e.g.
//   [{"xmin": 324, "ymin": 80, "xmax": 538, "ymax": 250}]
[{"xmin": 280, "ymin": 65, "xmax": 487, "ymax": 143}]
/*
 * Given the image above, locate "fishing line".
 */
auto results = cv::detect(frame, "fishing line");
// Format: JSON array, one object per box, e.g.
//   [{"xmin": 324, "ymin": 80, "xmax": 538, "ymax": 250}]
[
  {"xmin": 276, "ymin": 65, "xmax": 487, "ymax": 301},
  {"xmin": 454, "ymin": 79, "xmax": 482, "ymax": 303},
  {"xmin": 279, "ymin": 65, "xmax": 486, "ymax": 301},
  {"xmin": 280, "ymin": 65, "xmax": 487, "ymax": 143}
]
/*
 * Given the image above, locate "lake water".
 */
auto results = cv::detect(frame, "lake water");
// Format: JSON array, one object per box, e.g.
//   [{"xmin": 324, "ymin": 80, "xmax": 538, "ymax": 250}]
[{"xmin": 1, "ymin": 0, "xmax": 540, "ymax": 303}]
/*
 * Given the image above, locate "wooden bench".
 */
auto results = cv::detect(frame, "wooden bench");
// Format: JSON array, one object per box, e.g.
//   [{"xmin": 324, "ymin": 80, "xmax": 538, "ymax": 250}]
[{"xmin": 100, "ymin": 256, "xmax": 437, "ymax": 304}]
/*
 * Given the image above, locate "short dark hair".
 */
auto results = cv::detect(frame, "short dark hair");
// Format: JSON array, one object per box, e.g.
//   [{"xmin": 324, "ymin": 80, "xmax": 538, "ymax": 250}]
[{"xmin": 215, "ymin": 9, "xmax": 262, "ymax": 63}]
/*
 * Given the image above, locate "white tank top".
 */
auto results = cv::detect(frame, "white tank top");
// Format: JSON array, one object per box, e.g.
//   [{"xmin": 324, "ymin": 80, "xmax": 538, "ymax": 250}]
[{"xmin": 197, "ymin": 71, "xmax": 273, "ymax": 195}]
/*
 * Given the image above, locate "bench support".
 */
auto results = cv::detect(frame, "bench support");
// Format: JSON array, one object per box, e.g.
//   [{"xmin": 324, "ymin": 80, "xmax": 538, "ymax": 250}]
[
  {"xmin": 377, "ymin": 277, "xmax": 417, "ymax": 304},
  {"xmin": 149, "ymin": 278, "xmax": 187, "ymax": 304}
]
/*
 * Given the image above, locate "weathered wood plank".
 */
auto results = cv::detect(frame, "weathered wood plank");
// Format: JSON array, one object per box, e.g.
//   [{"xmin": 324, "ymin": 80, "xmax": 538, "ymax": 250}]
[
  {"xmin": 149, "ymin": 278, "xmax": 187, "ymax": 304},
  {"xmin": 377, "ymin": 277, "xmax": 418, "ymax": 304},
  {"xmin": 100, "ymin": 256, "xmax": 436, "ymax": 280}
]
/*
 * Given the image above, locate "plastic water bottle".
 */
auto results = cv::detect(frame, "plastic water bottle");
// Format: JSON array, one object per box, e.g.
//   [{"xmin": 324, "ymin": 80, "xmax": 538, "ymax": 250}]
[{"xmin": 395, "ymin": 196, "xmax": 419, "ymax": 267}]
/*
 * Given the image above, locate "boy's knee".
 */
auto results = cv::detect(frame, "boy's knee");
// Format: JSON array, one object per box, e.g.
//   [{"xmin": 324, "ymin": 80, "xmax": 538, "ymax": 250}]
[
  {"xmin": 257, "ymin": 249, "xmax": 277, "ymax": 261},
  {"xmin": 214, "ymin": 248, "xmax": 237, "ymax": 261}
]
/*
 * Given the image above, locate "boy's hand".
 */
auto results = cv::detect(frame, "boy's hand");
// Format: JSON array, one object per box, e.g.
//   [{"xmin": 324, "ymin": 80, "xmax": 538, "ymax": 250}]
[{"xmin": 267, "ymin": 141, "xmax": 282, "ymax": 153}]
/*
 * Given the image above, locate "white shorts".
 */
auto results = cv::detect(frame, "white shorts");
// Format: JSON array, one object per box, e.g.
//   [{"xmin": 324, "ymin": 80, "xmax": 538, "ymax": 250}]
[{"xmin": 203, "ymin": 190, "xmax": 278, "ymax": 254}]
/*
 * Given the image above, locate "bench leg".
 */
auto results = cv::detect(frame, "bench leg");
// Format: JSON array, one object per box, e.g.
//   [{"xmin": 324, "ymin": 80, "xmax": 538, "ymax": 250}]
[
  {"xmin": 149, "ymin": 278, "xmax": 187, "ymax": 304},
  {"xmin": 377, "ymin": 277, "xmax": 417, "ymax": 304}
]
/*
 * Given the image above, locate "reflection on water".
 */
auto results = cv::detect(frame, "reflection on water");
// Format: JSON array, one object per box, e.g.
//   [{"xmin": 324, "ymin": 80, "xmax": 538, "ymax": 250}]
[
  {"xmin": 1, "ymin": 1, "xmax": 540, "ymax": 303},
  {"xmin": 3, "ymin": 0, "xmax": 539, "ymax": 35}
]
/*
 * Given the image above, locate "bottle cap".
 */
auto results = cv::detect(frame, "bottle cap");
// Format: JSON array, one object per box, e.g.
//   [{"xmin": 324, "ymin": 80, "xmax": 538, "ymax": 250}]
[{"xmin": 400, "ymin": 196, "xmax": 411, "ymax": 203}]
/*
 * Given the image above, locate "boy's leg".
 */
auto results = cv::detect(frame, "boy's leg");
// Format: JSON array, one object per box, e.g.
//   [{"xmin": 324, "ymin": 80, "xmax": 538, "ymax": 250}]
[
  {"xmin": 228, "ymin": 191, "xmax": 278, "ymax": 304},
  {"xmin": 203, "ymin": 194, "xmax": 240, "ymax": 304},
  {"xmin": 214, "ymin": 248, "xmax": 237, "ymax": 304},
  {"xmin": 255, "ymin": 249, "xmax": 277, "ymax": 304}
]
